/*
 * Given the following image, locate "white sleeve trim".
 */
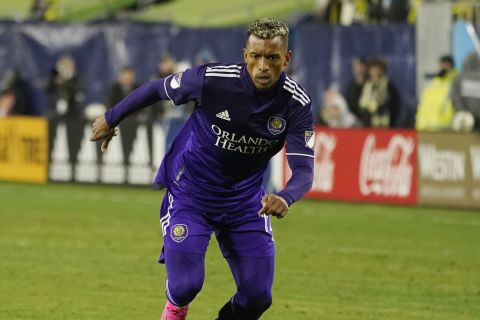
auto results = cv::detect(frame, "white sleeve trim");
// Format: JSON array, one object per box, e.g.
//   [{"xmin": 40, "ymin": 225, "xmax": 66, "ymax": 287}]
[
  {"xmin": 286, "ymin": 153, "xmax": 315, "ymax": 158},
  {"xmin": 163, "ymin": 75, "xmax": 174, "ymax": 104}
]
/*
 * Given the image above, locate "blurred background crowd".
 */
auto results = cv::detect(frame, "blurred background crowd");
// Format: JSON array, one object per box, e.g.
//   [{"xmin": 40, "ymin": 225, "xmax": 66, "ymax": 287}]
[{"xmin": 0, "ymin": 0, "xmax": 479, "ymax": 132}]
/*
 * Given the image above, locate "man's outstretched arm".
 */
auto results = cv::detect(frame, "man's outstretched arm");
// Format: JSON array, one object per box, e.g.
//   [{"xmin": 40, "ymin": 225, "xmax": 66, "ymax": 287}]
[
  {"xmin": 89, "ymin": 79, "xmax": 166, "ymax": 151},
  {"xmin": 90, "ymin": 66, "xmax": 204, "ymax": 151}
]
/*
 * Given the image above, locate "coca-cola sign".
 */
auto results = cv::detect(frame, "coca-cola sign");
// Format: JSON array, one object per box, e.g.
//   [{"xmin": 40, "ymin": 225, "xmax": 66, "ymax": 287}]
[
  {"xmin": 359, "ymin": 134, "xmax": 415, "ymax": 197},
  {"xmin": 302, "ymin": 128, "xmax": 417, "ymax": 205}
]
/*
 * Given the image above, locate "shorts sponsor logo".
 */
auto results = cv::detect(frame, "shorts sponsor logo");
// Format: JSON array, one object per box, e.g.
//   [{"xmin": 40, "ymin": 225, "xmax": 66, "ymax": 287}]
[
  {"xmin": 170, "ymin": 224, "xmax": 188, "ymax": 243},
  {"xmin": 267, "ymin": 116, "xmax": 286, "ymax": 135}
]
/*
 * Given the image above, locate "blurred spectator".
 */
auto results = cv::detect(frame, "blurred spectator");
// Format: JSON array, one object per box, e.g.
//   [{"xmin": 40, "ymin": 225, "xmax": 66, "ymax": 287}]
[
  {"xmin": 354, "ymin": 0, "xmax": 368, "ymax": 22},
  {"xmin": 407, "ymin": 0, "xmax": 421, "ymax": 24},
  {"xmin": 323, "ymin": 0, "xmax": 343, "ymax": 24},
  {"xmin": 386, "ymin": 0, "xmax": 409, "ymax": 22},
  {"xmin": 343, "ymin": 57, "xmax": 367, "ymax": 126},
  {"xmin": 367, "ymin": 0, "xmax": 386, "ymax": 22},
  {"xmin": 415, "ymin": 55, "xmax": 457, "ymax": 131},
  {"xmin": 194, "ymin": 48, "xmax": 216, "ymax": 65},
  {"xmin": 31, "ymin": 0, "xmax": 59, "ymax": 21},
  {"xmin": 314, "ymin": 0, "xmax": 357, "ymax": 25},
  {"xmin": 107, "ymin": 66, "xmax": 142, "ymax": 121},
  {"xmin": 319, "ymin": 86, "xmax": 360, "ymax": 127},
  {"xmin": 152, "ymin": 53, "xmax": 176, "ymax": 80},
  {"xmin": 0, "ymin": 70, "xmax": 32, "ymax": 117},
  {"xmin": 309, "ymin": 0, "xmax": 411, "ymax": 24},
  {"xmin": 368, "ymin": 0, "xmax": 409, "ymax": 23},
  {"xmin": 452, "ymin": 1, "xmax": 477, "ymax": 22},
  {"xmin": 451, "ymin": 51, "xmax": 480, "ymax": 132},
  {"xmin": 107, "ymin": 66, "xmax": 139, "ymax": 107},
  {"xmin": 30, "ymin": 0, "xmax": 48, "ymax": 20},
  {"xmin": 46, "ymin": 55, "xmax": 83, "ymax": 119},
  {"xmin": 359, "ymin": 58, "xmax": 400, "ymax": 127},
  {"xmin": 151, "ymin": 54, "xmax": 176, "ymax": 121}
]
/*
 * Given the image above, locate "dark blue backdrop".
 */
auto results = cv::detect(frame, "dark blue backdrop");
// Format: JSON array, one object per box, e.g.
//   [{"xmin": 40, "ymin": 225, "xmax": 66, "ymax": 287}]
[{"xmin": 0, "ymin": 21, "xmax": 415, "ymax": 125}]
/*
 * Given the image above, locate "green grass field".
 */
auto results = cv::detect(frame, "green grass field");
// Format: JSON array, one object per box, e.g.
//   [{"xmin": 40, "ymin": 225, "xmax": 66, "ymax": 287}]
[{"xmin": 1, "ymin": 181, "xmax": 479, "ymax": 319}]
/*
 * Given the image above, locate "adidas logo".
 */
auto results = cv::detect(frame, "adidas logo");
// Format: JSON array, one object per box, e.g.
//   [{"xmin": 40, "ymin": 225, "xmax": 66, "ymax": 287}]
[{"xmin": 216, "ymin": 110, "xmax": 231, "ymax": 121}]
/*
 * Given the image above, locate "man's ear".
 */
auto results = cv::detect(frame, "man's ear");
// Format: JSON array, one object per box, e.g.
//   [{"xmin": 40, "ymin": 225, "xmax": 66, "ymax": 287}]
[
  {"xmin": 243, "ymin": 48, "xmax": 248, "ymax": 63},
  {"xmin": 284, "ymin": 50, "xmax": 292, "ymax": 67}
]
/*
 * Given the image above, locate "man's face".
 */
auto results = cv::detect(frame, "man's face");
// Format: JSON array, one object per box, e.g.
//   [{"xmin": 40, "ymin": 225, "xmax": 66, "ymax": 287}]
[
  {"xmin": 440, "ymin": 61, "xmax": 452, "ymax": 72},
  {"xmin": 352, "ymin": 60, "xmax": 366, "ymax": 78},
  {"xmin": 244, "ymin": 35, "xmax": 291, "ymax": 90},
  {"xmin": 368, "ymin": 65, "xmax": 383, "ymax": 81},
  {"xmin": 119, "ymin": 70, "xmax": 135, "ymax": 86}
]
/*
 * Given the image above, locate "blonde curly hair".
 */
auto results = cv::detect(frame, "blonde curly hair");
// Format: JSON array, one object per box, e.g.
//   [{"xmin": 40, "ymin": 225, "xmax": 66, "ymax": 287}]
[{"xmin": 247, "ymin": 18, "xmax": 289, "ymax": 48}]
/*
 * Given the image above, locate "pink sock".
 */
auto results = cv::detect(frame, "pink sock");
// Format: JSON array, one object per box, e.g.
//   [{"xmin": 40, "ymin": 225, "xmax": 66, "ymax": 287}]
[{"xmin": 161, "ymin": 300, "xmax": 189, "ymax": 320}]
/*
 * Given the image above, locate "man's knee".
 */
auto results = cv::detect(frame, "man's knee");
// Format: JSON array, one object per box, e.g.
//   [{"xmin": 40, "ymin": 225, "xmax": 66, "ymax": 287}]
[
  {"xmin": 164, "ymin": 249, "xmax": 205, "ymax": 306},
  {"xmin": 168, "ymin": 276, "xmax": 203, "ymax": 306}
]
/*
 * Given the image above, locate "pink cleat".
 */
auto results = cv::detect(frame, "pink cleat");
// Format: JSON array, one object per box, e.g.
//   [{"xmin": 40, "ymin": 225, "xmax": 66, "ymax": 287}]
[{"xmin": 161, "ymin": 300, "xmax": 189, "ymax": 320}]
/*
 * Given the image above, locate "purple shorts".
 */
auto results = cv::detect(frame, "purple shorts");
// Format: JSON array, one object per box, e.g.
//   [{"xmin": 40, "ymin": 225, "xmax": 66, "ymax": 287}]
[{"xmin": 158, "ymin": 189, "xmax": 274, "ymax": 262}]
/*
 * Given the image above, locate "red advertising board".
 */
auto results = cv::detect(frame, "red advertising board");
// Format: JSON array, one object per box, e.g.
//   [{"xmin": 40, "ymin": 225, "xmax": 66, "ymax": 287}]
[{"xmin": 284, "ymin": 128, "xmax": 418, "ymax": 205}]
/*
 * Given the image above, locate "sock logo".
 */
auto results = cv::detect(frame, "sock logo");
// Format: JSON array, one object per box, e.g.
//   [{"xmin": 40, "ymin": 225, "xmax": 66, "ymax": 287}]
[{"xmin": 170, "ymin": 224, "xmax": 188, "ymax": 243}]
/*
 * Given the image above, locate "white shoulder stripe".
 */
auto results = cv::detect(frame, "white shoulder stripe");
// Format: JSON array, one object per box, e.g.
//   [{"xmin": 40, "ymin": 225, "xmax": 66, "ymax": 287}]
[
  {"xmin": 283, "ymin": 82, "xmax": 309, "ymax": 104},
  {"xmin": 208, "ymin": 64, "xmax": 242, "ymax": 69},
  {"xmin": 285, "ymin": 80, "xmax": 310, "ymax": 100},
  {"xmin": 205, "ymin": 73, "xmax": 240, "ymax": 78},
  {"xmin": 284, "ymin": 80, "xmax": 310, "ymax": 102},
  {"xmin": 286, "ymin": 153, "xmax": 315, "ymax": 158},
  {"xmin": 285, "ymin": 77, "xmax": 310, "ymax": 102},
  {"xmin": 285, "ymin": 76, "xmax": 308, "ymax": 95},
  {"xmin": 206, "ymin": 68, "xmax": 240, "ymax": 73},
  {"xmin": 290, "ymin": 93, "xmax": 308, "ymax": 105},
  {"xmin": 283, "ymin": 85, "xmax": 308, "ymax": 106}
]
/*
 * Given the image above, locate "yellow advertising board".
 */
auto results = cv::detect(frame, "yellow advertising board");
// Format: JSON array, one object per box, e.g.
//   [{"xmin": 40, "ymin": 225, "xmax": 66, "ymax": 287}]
[{"xmin": 0, "ymin": 117, "xmax": 49, "ymax": 183}]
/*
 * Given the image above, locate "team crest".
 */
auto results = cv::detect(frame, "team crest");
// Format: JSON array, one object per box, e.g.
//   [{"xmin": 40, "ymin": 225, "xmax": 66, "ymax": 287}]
[
  {"xmin": 170, "ymin": 224, "xmax": 188, "ymax": 243},
  {"xmin": 170, "ymin": 72, "xmax": 183, "ymax": 89},
  {"xmin": 267, "ymin": 116, "xmax": 286, "ymax": 135},
  {"xmin": 305, "ymin": 131, "xmax": 315, "ymax": 150}
]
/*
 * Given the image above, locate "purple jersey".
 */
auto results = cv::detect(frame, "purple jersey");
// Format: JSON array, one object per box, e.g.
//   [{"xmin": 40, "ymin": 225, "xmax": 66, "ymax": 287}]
[{"xmin": 105, "ymin": 63, "xmax": 314, "ymax": 211}]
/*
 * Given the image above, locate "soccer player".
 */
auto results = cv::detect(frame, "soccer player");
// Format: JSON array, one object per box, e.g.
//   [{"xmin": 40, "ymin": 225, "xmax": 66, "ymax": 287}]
[{"xmin": 90, "ymin": 18, "xmax": 314, "ymax": 320}]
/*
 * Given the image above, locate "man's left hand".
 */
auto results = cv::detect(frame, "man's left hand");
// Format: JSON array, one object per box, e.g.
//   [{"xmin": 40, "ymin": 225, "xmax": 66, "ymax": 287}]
[{"xmin": 258, "ymin": 194, "xmax": 289, "ymax": 219}]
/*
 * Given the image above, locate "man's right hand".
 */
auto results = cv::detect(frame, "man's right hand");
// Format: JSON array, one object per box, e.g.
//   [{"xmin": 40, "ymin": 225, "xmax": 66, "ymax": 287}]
[{"xmin": 90, "ymin": 115, "xmax": 117, "ymax": 152}]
